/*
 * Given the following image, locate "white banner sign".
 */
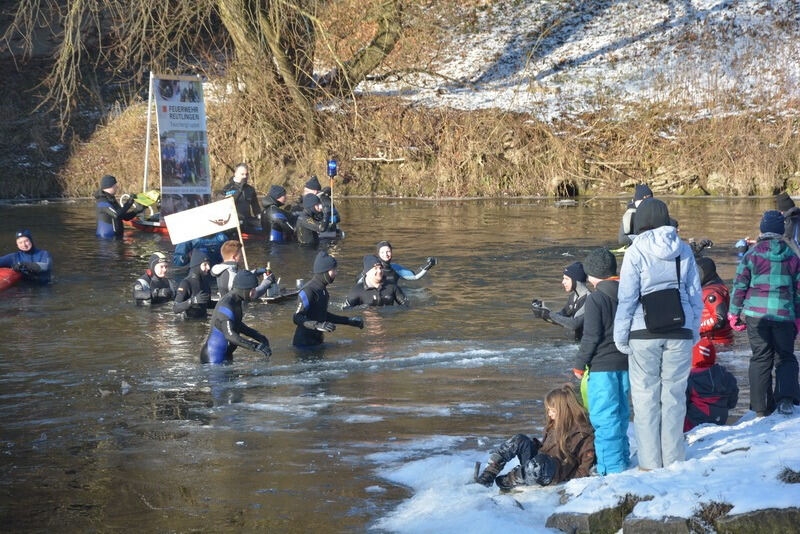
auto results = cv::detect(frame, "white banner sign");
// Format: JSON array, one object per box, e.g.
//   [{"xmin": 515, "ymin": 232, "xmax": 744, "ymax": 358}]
[
  {"xmin": 164, "ymin": 197, "xmax": 239, "ymax": 244},
  {"xmin": 153, "ymin": 73, "xmax": 212, "ymax": 217}
]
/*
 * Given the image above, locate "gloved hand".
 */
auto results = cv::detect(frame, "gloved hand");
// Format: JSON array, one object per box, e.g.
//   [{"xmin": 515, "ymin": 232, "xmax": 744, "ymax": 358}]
[
  {"xmin": 155, "ymin": 288, "xmax": 173, "ymax": 299},
  {"xmin": 191, "ymin": 293, "xmax": 210, "ymax": 305},
  {"xmin": 524, "ymin": 453, "xmax": 557, "ymax": 486},
  {"xmin": 699, "ymin": 238, "xmax": 713, "ymax": 249},
  {"xmin": 572, "ymin": 368, "xmax": 584, "ymax": 379},
  {"xmin": 11, "ymin": 262, "xmax": 25, "ymax": 273},
  {"xmin": 314, "ymin": 321, "xmax": 336, "ymax": 332},
  {"xmin": 615, "ymin": 341, "xmax": 632, "ymax": 355},
  {"xmin": 728, "ymin": 313, "xmax": 746, "ymax": 332},
  {"xmin": 255, "ymin": 341, "xmax": 272, "ymax": 358},
  {"xmin": 321, "ymin": 186, "xmax": 332, "ymax": 197},
  {"xmin": 530, "ymin": 299, "xmax": 546, "ymax": 318},
  {"xmin": 348, "ymin": 316, "xmax": 365, "ymax": 329},
  {"xmin": 424, "ymin": 256, "xmax": 437, "ymax": 270}
]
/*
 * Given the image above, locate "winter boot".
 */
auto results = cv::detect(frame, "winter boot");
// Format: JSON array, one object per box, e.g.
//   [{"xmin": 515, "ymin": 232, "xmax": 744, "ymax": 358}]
[
  {"xmin": 476, "ymin": 462, "xmax": 501, "ymax": 487},
  {"xmin": 777, "ymin": 398, "xmax": 794, "ymax": 416},
  {"xmin": 495, "ymin": 465, "xmax": 524, "ymax": 491}
]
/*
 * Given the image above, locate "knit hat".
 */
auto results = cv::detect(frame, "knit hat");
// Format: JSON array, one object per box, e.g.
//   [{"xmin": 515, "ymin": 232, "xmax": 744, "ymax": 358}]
[
  {"xmin": 363, "ymin": 254, "xmax": 382, "ymax": 273},
  {"xmin": 233, "ymin": 270, "xmax": 259, "ymax": 289},
  {"xmin": 583, "ymin": 249, "xmax": 617, "ymax": 279},
  {"xmin": 189, "ymin": 251, "xmax": 210, "ymax": 269},
  {"xmin": 633, "ymin": 184, "xmax": 653, "ymax": 201},
  {"xmin": 100, "ymin": 174, "xmax": 117, "ymax": 189},
  {"xmin": 268, "ymin": 184, "xmax": 287, "ymax": 200},
  {"xmin": 776, "ymin": 191, "xmax": 795, "ymax": 212},
  {"xmin": 15, "ymin": 229, "xmax": 32, "ymax": 241},
  {"xmin": 634, "ymin": 198, "xmax": 671, "ymax": 234},
  {"xmin": 313, "ymin": 251, "xmax": 337, "ymax": 273},
  {"xmin": 305, "ymin": 175, "xmax": 322, "ymax": 191},
  {"xmin": 695, "ymin": 257, "xmax": 717, "ymax": 286},
  {"xmin": 148, "ymin": 252, "xmax": 169, "ymax": 273},
  {"xmin": 760, "ymin": 210, "xmax": 785, "ymax": 235},
  {"xmin": 302, "ymin": 193, "xmax": 321, "ymax": 211},
  {"xmin": 692, "ymin": 338, "xmax": 717, "ymax": 369},
  {"xmin": 563, "ymin": 262, "xmax": 587, "ymax": 284}
]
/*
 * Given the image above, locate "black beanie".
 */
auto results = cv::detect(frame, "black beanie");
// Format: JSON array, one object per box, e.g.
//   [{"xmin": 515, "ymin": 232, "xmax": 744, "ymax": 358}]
[
  {"xmin": 302, "ymin": 193, "xmax": 321, "ymax": 210},
  {"xmin": 100, "ymin": 174, "xmax": 117, "ymax": 189},
  {"xmin": 634, "ymin": 198, "xmax": 671, "ymax": 234},
  {"xmin": 695, "ymin": 256, "xmax": 717, "ymax": 286},
  {"xmin": 776, "ymin": 192, "xmax": 795, "ymax": 212},
  {"xmin": 563, "ymin": 262, "xmax": 587, "ymax": 284},
  {"xmin": 633, "ymin": 184, "xmax": 653, "ymax": 201},
  {"xmin": 363, "ymin": 254, "xmax": 381, "ymax": 272},
  {"xmin": 760, "ymin": 210, "xmax": 785, "ymax": 235},
  {"xmin": 313, "ymin": 251, "xmax": 337, "ymax": 273},
  {"xmin": 583, "ymin": 249, "xmax": 617, "ymax": 279},
  {"xmin": 148, "ymin": 252, "xmax": 169, "ymax": 273},
  {"xmin": 268, "ymin": 184, "xmax": 287, "ymax": 200},
  {"xmin": 189, "ymin": 251, "xmax": 210, "ymax": 269},
  {"xmin": 305, "ymin": 175, "xmax": 322, "ymax": 191},
  {"xmin": 233, "ymin": 270, "xmax": 259, "ymax": 289}
]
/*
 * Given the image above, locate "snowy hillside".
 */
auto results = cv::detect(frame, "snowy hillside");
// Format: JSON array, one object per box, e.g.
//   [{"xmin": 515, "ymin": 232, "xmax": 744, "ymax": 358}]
[{"xmin": 361, "ymin": 0, "xmax": 800, "ymax": 121}]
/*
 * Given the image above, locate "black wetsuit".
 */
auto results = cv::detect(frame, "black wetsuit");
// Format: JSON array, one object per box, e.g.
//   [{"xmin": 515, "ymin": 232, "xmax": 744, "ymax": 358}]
[
  {"xmin": 173, "ymin": 267, "xmax": 214, "ymax": 319},
  {"xmin": 95, "ymin": 190, "xmax": 138, "ymax": 238},
  {"xmin": 200, "ymin": 291, "xmax": 268, "ymax": 364},
  {"xmin": 292, "ymin": 274, "xmax": 351, "ymax": 346},
  {"xmin": 261, "ymin": 196, "xmax": 296, "ymax": 242},
  {"xmin": 295, "ymin": 208, "xmax": 329, "ymax": 246},
  {"xmin": 377, "ymin": 258, "xmax": 400, "ymax": 286},
  {"xmin": 222, "ymin": 178, "xmax": 262, "ymax": 232},
  {"xmin": 344, "ymin": 280, "xmax": 408, "ymax": 307},
  {"xmin": 549, "ymin": 282, "xmax": 590, "ymax": 341},
  {"xmin": 133, "ymin": 272, "xmax": 177, "ymax": 306}
]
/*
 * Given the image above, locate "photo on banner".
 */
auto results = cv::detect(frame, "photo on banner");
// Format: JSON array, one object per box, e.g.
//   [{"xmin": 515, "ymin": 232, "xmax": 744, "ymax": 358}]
[{"xmin": 153, "ymin": 75, "xmax": 212, "ymax": 217}]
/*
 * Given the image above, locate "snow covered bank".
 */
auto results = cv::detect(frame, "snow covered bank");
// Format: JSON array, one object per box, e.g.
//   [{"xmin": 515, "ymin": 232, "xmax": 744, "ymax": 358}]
[
  {"xmin": 370, "ymin": 411, "xmax": 800, "ymax": 532},
  {"xmin": 361, "ymin": 0, "xmax": 800, "ymax": 121}
]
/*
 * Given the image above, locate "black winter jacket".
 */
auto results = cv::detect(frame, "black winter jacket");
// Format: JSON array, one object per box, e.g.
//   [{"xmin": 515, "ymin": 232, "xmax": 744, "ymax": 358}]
[{"xmin": 574, "ymin": 280, "xmax": 628, "ymax": 372}]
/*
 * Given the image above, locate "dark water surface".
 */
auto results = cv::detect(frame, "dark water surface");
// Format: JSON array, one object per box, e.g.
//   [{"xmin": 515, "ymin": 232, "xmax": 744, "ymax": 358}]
[{"xmin": 0, "ymin": 197, "xmax": 774, "ymax": 531}]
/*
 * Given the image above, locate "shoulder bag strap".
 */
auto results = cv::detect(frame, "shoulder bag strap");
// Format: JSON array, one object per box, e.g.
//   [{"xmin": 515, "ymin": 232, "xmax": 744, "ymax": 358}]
[{"xmin": 675, "ymin": 256, "xmax": 681, "ymax": 286}]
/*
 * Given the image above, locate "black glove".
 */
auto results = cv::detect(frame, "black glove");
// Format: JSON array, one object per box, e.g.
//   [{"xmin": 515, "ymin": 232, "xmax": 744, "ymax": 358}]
[
  {"xmin": 155, "ymin": 288, "xmax": 173, "ymax": 299},
  {"xmin": 424, "ymin": 257, "xmax": 437, "ymax": 270},
  {"xmin": 531, "ymin": 299, "xmax": 547, "ymax": 318},
  {"xmin": 191, "ymin": 293, "xmax": 210, "ymax": 305},
  {"xmin": 348, "ymin": 316, "xmax": 365, "ymax": 329},
  {"xmin": 11, "ymin": 263, "xmax": 24, "ymax": 273},
  {"xmin": 524, "ymin": 453, "xmax": 557, "ymax": 486},
  {"xmin": 321, "ymin": 186, "xmax": 332, "ymax": 197},
  {"xmin": 255, "ymin": 341, "xmax": 272, "ymax": 358},
  {"xmin": 315, "ymin": 321, "xmax": 336, "ymax": 332}
]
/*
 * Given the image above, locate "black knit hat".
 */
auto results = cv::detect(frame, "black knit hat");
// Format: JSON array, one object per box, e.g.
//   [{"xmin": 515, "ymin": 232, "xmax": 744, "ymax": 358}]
[
  {"xmin": 583, "ymin": 248, "xmax": 617, "ymax": 279},
  {"xmin": 233, "ymin": 270, "xmax": 259, "ymax": 289},
  {"xmin": 634, "ymin": 198, "xmax": 671, "ymax": 234},
  {"xmin": 695, "ymin": 256, "xmax": 717, "ymax": 286},
  {"xmin": 305, "ymin": 175, "xmax": 322, "ymax": 191},
  {"xmin": 313, "ymin": 251, "xmax": 337, "ymax": 274},
  {"xmin": 268, "ymin": 184, "xmax": 287, "ymax": 200},
  {"xmin": 760, "ymin": 210, "xmax": 785, "ymax": 235},
  {"xmin": 363, "ymin": 254, "xmax": 381, "ymax": 272},
  {"xmin": 776, "ymin": 192, "xmax": 795, "ymax": 212},
  {"xmin": 100, "ymin": 174, "xmax": 117, "ymax": 189},
  {"xmin": 633, "ymin": 184, "xmax": 653, "ymax": 201},
  {"xmin": 563, "ymin": 262, "xmax": 587, "ymax": 284},
  {"xmin": 302, "ymin": 193, "xmax": 321, "ymax": 210}
]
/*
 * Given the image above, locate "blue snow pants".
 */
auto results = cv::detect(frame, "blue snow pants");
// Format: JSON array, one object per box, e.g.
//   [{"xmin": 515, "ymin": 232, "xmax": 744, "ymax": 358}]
[{"xmin": 587, "ymin": 370, "xmax": 631, "ymax": 475}]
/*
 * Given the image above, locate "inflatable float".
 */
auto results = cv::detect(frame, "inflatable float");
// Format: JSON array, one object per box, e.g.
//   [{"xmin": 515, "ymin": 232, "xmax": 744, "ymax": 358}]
[{"xmin": 0, "ymin": 268, "xmax": 22, "ymax": 292}]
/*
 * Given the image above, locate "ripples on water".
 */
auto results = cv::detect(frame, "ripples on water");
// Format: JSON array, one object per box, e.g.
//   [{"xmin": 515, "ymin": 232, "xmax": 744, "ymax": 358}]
[{"xmin": 0, "ymin": 197, "xmax": 771, "ymax": 530}]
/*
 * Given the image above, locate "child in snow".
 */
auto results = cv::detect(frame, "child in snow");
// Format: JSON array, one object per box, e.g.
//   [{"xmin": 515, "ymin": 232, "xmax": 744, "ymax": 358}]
[
  {"xmin": 572, "ymin": 248, "xmax": 630, "ymax": 475},
  {"xmin": 476, "ymin": 384, "xmax": 595, "ymax": 490},
  {"xmin": 684, "ymin": 338, "xmax": 739, "ymax": 431}
]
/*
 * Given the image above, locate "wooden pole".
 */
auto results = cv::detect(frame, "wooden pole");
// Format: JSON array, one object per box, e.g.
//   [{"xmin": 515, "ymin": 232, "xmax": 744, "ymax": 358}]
[{"xmin": 143, "ymin": 71, "xmax": 154, "ymax": 193}]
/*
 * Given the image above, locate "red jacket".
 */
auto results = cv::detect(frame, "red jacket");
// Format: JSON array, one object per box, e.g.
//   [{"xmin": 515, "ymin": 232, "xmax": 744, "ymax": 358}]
[{"xmin": 699, "ymin": 281, "xmax": 733, "ymax": 345}]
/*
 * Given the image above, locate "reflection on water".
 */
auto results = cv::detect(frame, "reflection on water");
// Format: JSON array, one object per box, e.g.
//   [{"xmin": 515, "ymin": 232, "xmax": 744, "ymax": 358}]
[{"xmin": 0, "ymin": 197, "xmax": 773, "ymax": 530}]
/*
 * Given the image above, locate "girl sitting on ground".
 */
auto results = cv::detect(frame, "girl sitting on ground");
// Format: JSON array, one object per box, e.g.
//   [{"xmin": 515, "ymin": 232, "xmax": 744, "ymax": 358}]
[{"xmin": 476, "ymin": 384, "xmax": 596, "ymax": 490}]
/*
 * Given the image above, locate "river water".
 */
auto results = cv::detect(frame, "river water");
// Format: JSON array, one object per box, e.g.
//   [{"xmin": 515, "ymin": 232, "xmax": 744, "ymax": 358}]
[{"xmin": 0, "ymin": 197, "xmax": 776, "ymax": 531}]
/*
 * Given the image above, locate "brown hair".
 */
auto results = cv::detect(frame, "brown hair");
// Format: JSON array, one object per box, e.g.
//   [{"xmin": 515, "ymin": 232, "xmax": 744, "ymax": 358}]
[
  {"xmin": 543, "ymin": 383, "xmax": 590, "ymax": 464},
  {"xmin": 220, "ymin": 240, "xmax": 243, "ymax": 260}
]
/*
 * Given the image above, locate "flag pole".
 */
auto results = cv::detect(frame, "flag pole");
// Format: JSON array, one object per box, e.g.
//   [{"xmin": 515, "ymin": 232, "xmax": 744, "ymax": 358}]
[{"xmin": 234, "ymin": 203, "xmax": 249, "ymax": 270}]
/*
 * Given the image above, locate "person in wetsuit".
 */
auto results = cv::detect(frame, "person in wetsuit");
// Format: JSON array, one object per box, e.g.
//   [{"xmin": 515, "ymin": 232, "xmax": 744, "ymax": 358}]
[
  {"xmin": 345, "ymin": 255, "xmax": 408, "ymax": 308},
  {"xmin": 200, "ymin": 270, "xmax": 272, "ymax": 364},
  {"xmin": 617, "ymin": 184, "xmax": 653, "ymax": 246},
  {"xmin": 294, "ymin": 194, "xmax": 330, "ymax": 246},
  {"xmin": 133, "ymin": 252, "xmax": 177, "ymax": 306},
  {"xmin": 211, "ymin": 240, "xmax": 275, "ymax": 299},
  {"xmin": 0, "ymin": 229, "xmax": 52, "ymax": 284},
  {"xmin": 173, "ymin": 252, "xmax": 214, "ymax": 319},
  {"xmin": 222, "ymin": 163, "xmax": 263, "ymax": 233},
  {"xmin": 531, "ymin": 262, "xmax": 590, "ymax": 341},
  {"xmin": 261, "ymin": 185, "xmax": 296, "ymax": 243},
  {"xmin": 363, "ymin": 240, "xmax": 437, "ymax": 286},
  {"xmin": 292, "ymin": 251, "xmax": 364, "ymax": 347},
  {"xmin": 293, "ymin": 175, "xmax": 341, "ymax": 230},
  {"xmin": 95, "ymin": 174, "xmax": 143, "ymax": 238}
]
